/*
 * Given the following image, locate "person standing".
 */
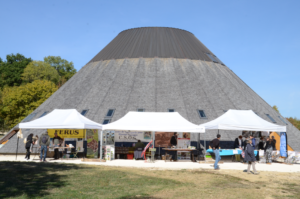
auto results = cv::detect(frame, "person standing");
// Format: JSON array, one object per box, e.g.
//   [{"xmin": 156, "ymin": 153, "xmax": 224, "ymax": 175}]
[
  {"xmin": 265, "ymin": 137, "xmax": 273, "ymax": 164},
  {"xmin": 39, "ymin": 131, "xmax": 50, "ymax": 162},
  {"xmin": 53, "ymin": 133, "xmax": 62, "ymax": 160},
  {"xmin": 234, "ymin": 135, "xmax": 244, "ymax": 149},
  {"xmin": 250, "ymin": 134, "xmax": 260, "ymax": 161},
  {"xmin": 31, "ymin": 135, "xmax": 39, "ymax": 153},
  {"xmin": 258, "ymin": 137, "xmax": 265, "ymax": 150},
  {"xmin": 271, "ymin": 136, "xmax": 277, "ymax": 150},
  {"xmin": 234, "ymin": 135, "xmax": 244, "ymax": 162},
  {"xmin": 170, "ymin": 133, "xmax": 177, "ymax": 146},
  {"xmin": 210, "ymin": 134, "xmax": 221, "ymax": 170},
  {"xmin": 169, "ymin": 132, "xmax": 178, "ymax": 161},
  {"xmin": 245, "ymin": 140, "xmax": 259, "ymax": 174},
  {"xmin": 249, "ymin": 135, "xmax": 256, "ymax": 150},
  {"xmin": 24, "ymin": 134, "xmax": 33, "ymax": 161}
]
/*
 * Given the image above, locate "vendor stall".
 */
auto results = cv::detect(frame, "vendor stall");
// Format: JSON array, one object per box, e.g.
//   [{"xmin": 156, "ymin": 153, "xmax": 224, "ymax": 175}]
[
  {"xmin": 19, "ymin": 109, "xmax": 103, "ymax": 159},
  {"xmin": 199, "ymin": 109, "xmax": 287, "ymax": 162},
  {"xmin": 102, "ymin": 112, "xmax": 205, "ymax": 161}
]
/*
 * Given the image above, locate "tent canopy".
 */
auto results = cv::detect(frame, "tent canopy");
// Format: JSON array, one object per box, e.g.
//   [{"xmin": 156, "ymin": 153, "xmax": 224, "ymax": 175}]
[
  {"xmin": 199, "ymin": 109, "xmax": 286, "ymax": 132},
  {"xmin": 103, "ymin": 112, "xmax": 205, "ymax": 133},
  {"xmin": 19, "ymin": 109, "xmax": 103, "ymax": 129}
]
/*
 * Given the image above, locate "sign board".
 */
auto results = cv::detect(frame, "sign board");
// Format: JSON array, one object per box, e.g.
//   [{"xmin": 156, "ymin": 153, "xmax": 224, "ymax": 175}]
[
  {"xmin": 47, "ymin": 129, "xmax": 85, "ymax": 138},
  {"xmin": 114, "ymin": 131, "xmax": 152, "ymax": 142},
  {"xmin": 280, "ymin": 132, "xmax": 287, "ymax": 157},
  {"xmin": 155, "ymin": 132, "xmax": 173, "ymax": 147},
  {"xmin": 177, "ymin": 133, "xmax": 190, "ymax": 149}
]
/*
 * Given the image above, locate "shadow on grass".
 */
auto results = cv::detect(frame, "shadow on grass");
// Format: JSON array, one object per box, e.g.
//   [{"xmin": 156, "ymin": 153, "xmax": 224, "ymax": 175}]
[{"xmin": 0, "ymin": 161, "xmax": 85, "ymax": 198}]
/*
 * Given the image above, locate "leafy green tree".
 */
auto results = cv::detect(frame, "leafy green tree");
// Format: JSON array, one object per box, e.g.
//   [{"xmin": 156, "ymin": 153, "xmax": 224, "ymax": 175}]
[
  {"xmin": 22, "ymin": 61, "xmax": 60, "ymax": 84},
  {"xmin": 0, "ymin": 53, "xmax": 32, "ymax": 88},
  {"xmin": 0, "ymin": 90, "xmax": 7, "ymax": 131},
  {"xmin": 286, "ymin": 117, "xmax": 300, "ymax": 131},
  {"xmin": 0, "ymin": 80, "xmax": 57, "ymax": 128},
  {"xmin": 44, "ymin": 56, "xmax": 76, "ymax": 81},
  {"xmin": 272, "ymin": 105, "xmax": 279, "ymax": 113}
]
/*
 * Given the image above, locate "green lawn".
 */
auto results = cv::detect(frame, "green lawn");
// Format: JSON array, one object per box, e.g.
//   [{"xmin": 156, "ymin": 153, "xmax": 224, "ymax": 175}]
[{"xmin": 0, "ymin": 162, "xmax": 299, "ymax": 199}]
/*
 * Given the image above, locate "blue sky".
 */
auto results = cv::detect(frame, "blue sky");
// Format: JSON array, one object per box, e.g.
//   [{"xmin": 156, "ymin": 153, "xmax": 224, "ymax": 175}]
[{"xmin": 1, "ymin": 0, "xmax": 299, "ymax": 118}]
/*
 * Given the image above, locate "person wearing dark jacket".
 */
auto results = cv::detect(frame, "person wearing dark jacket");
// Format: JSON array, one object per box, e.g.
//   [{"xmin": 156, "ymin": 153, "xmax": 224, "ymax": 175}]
[
  {"xmin": 244, "ymin": 140, "xmax": 259, "ymax": 175},
  {"xmin": 170, "ymin": 133, "xmax": 177, "ymax": 146},
  {"xmin": 210, "ymin": 134, "xmax": 221, "ymax": 170},
  {"xmin": 258, "ymin": 137, "xmax": 265, "ymax": 150},
  {"xmin": 271, "ymin": 136, "xmax": 276, "ymax": 150},
  {"xmin": 53, "ymin": 133, "xmax": 62, "ymax": 159},
  {"xmin": 250, "ymin": 135, "xmax": 256, "ymax": 150},
  {"xmin": 265, "ymin": 137, "xmax": 273, "ymax": 164},
  {"xmin": 243, "ymin": 136, "xmax": 249, "ymax": 150},
  {"xmin": 169, "ymin": 133, "xmax": 178, "ymax": 161},
  {"xmin": 234, "ymin": 135, "xmax": 244, "ymax": 149},
  {"xmin": 24, "ymin": 134, "xmax": 33, "ymax": 161}
]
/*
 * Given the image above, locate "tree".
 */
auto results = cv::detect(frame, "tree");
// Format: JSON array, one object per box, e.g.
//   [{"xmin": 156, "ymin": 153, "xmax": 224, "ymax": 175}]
[
  {"xmin": 0, "ymin": 53, "xmax": 32, "ymax": 88},
  {"xmin": 0, "ymin": 80, "xmax": 58, "ymax": 128},
  {"xmin": 0, "ymin": 90, "xmax": 8, "ymax": 131},
  {"xmin": 286, "ymin": 117, "xmax": 300, "ymax": 131},
  {"xmin": 22, "ymin": 61, "xmax": 60, "ymax": 84},
  {"xmin": 44, "ymin": 56, "xmax": 76, "ymax": 81},
  {"xmin": 272, "ymin": 105, "xmax": 279, "ymax": 113}
]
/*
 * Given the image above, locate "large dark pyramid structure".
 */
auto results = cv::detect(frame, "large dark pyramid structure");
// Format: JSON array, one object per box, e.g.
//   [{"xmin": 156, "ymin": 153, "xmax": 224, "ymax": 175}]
[{"xmin": 1, "ymin": 27, "xmax": 299, "ymax": 153}]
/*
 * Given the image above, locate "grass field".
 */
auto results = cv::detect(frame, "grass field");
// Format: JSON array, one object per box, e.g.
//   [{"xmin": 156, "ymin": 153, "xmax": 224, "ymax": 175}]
[{"xmin": 0, "ymin": 162, "xmax": 299, "ymax": 199}]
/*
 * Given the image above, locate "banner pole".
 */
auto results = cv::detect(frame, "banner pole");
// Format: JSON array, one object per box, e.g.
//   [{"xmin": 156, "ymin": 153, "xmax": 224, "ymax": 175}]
[
  {"xmin": 100, "ymin": 130, "xmax": 103, "ymax": 160},
  {"xmin": 285, "ymin": 132, "xmax": 288, "ymax": 160}
]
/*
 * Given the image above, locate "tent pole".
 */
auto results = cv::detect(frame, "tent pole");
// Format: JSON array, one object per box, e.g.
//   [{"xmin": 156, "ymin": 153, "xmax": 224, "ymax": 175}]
[
  {"xmin": 152, "ymin": 131, "xmax": 155, "ymax": 148},
  {"xmin": 204, "ymin": 132, "xmax": 206, "ymax": 162},
  {"xmin": 16, "ymin": 137, "xmax": 19, "ymax": 160},
  {"xmin": 100, "ymin": 130, "xmax": 103, "ymax": 160}
]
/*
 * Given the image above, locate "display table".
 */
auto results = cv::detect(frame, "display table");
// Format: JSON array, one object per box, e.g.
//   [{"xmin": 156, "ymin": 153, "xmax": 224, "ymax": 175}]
[
  {"xmin": 163, "ymin": 148, "xmax": 196, "ymax": 162},
  {"xmin": 206, "ymin": 149, "xmax": 258, "ymax": 156},
  {"xmin": 53, "ymin": 147, "xmax": 74, "ymax": 160}
]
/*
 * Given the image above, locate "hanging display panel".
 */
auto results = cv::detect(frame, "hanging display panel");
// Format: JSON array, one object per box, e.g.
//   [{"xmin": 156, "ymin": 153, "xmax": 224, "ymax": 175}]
[
  {"xmin": 86, "ymin": 129, "xmax": 98, "ymax": 158},
  {"xmin": 114, "ymin": 131, "xmax": 152, "ymax": 142}
]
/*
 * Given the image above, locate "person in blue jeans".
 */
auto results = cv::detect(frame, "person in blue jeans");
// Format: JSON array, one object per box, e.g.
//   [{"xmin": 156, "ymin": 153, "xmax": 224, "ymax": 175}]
[
  {"xmin": 39, "ymin": 131, "xmax": 50, "ymax": 162},
  {"xmin": 210, "ymin": 134, "xmax": 221, "ymax": 170}
]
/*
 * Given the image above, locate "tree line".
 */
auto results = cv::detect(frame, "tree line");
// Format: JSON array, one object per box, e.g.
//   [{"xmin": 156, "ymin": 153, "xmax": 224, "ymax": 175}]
[
  {"xmin": 0, "ymin": 53, "xmax": 76, "ymax": 130},
  {"xmin": 272, "ymin": 105, "xmax": 300, "ymax": 130}
]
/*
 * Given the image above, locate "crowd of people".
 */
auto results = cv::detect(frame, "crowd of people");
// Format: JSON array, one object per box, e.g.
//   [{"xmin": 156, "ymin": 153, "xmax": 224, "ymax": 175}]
[
  {"xmin": 24, "ymin": 131, "xmax": 63, "ymax": 162},
  {"xmin": 211, "ymin": 134, "xmax": 278, "ymax": 175}
]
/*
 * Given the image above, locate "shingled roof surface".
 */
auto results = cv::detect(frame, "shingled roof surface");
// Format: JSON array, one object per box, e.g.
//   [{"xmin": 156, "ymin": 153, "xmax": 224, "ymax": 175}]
[
  {"xmin": 88, "ymin": 27, "xmax": 215, "ymax": 62},
  {"xmin": 1, "ymin": 27, "xmax": 299, "ymax": 153}
]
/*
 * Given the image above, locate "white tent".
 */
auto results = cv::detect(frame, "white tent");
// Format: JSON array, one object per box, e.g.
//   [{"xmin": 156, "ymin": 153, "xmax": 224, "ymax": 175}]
[
  {"xmin": 19, "ymin": 109, "xmax": 103, "ymax": 129},
  {"xmin": 103, "ymin": 112, "xmax": 205, "ymax": 133},
  {"xmin": 199, "ymin": 109, "xmax": 286, "ymax": 132}
]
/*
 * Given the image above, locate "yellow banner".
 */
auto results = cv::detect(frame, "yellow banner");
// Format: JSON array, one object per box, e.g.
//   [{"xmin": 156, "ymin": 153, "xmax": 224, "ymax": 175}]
[{"xmin": 47, "ymin": 129, "xmax": 86, "ymax": 138}]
